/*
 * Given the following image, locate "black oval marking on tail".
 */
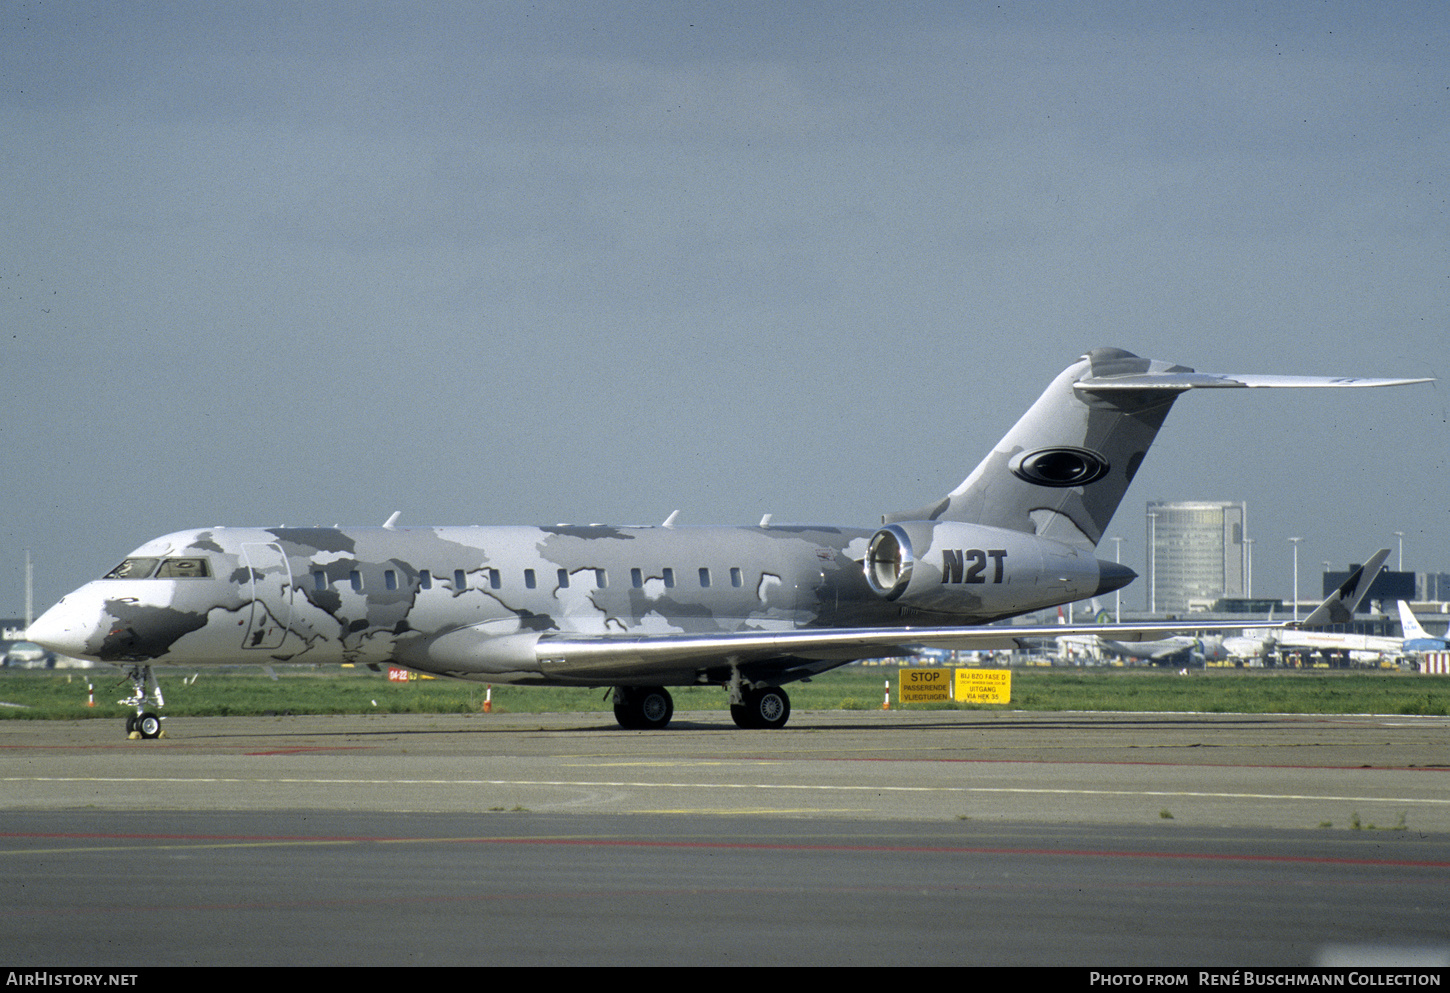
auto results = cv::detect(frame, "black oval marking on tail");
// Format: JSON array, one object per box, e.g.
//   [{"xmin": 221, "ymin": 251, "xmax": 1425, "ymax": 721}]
[{"xmin": 1009, "ymin": 447, "xmax": 1111, "ymax": 487}]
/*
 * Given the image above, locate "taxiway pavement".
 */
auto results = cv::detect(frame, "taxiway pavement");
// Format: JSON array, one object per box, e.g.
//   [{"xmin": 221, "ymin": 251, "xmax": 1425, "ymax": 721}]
[{"xmin": 3, "ymin": 710, "xmax": 1448, "ymax": 967}]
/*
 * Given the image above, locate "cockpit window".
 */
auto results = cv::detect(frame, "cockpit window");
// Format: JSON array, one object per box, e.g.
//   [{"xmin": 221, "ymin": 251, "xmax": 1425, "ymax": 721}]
[
  {"xmin": 104, "ymin": 558, "xmax": 161, "ymax": 579},
  {"xmin": 103, "ymin": 556, "xmax": 212, "ymax": 580},
  {"xmin": 157, "ymin": 557, "xmax": 212, "ymax": 578}
]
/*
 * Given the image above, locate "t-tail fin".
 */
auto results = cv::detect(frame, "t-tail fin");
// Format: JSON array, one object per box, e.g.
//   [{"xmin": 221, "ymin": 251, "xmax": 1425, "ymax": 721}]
[
  {"xmin": 884, "ymin": 348, "xmax": 1430, "ymax": 549},
  {"xmin": 1398, "ymin": 600, "xmax": 1431, "ymax": 641},
  {"xmin": 1299, "ymin": 550, "xmax": 1390, "ymax": 628}
]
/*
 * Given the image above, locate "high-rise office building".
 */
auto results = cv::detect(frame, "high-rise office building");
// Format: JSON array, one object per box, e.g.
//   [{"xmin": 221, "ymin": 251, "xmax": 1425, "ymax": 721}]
[{"xmin": 1145, "ymin": 500, "xmax": 1247, "ymax": 614}]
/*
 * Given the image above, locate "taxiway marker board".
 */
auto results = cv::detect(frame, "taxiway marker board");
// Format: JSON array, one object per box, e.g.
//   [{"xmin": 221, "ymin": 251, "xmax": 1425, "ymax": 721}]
[
  {"xmin": 954, "ymin": 669, "xmax": 1011, "ymax": 704},
  {"xmin": 899, "ymin": 668, "xmax": 951, "ymax": 703}
]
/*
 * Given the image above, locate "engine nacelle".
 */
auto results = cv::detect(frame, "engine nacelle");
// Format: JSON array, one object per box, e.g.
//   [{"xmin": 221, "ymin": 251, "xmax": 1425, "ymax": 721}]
[{"xmin": 863, "ymin": 521, "xmax": 1133, "ymax": 616}]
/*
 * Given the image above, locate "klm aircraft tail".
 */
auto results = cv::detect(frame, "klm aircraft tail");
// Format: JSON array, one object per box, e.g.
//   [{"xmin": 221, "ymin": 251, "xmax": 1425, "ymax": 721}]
[
  {"xmin": 885, "ymin": 348, "xmax": 1429, "ymax": 549},
  {"xmin": 1397, "ymin": 600, "xmax": 1431, "ymax": 641}
]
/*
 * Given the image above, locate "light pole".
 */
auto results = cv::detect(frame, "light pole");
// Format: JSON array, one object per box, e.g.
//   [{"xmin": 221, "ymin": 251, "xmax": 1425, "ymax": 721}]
[
  {"xmin": 1147, "ymin": 513, "xmax": 1158, "ymax": 614},
  {"xmin": 1289, "ymin": 537, "xmax": 1303, "ymax": 623},
  {"xmin": 1245, "ymin": 538, "xmax": 1255, "ymax": 599},
  {"xmin": 1395, "ymin": 531, "xmax": 1404, "ymax": 571},
  {"xmin": 1111, "ymin": 536, "xmax": 1125, "ymax": 622}
]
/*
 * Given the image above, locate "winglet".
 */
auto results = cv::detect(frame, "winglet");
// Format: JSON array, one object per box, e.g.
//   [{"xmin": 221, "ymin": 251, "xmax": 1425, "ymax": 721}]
[{"xmin": 1298, "ymin": 549, "xmax": 1390, "ymax": 628}]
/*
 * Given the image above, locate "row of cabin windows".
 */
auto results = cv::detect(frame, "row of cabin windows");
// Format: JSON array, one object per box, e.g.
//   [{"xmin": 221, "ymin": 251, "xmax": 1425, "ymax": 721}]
[{"xmin": 313, "ymin": 566, "xmax": 746, "ymax": 594}]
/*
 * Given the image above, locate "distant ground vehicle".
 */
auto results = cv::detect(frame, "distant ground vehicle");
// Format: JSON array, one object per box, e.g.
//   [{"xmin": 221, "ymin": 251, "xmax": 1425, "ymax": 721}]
[{"xmin": 2, "ymin": 640, "xmax": 52, "ymax": 668}]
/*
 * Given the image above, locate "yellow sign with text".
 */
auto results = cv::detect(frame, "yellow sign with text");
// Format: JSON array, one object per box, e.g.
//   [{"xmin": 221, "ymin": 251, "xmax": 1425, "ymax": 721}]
[
  {"xmin": 954, "ymin": 668, "xmax": 1011, "ymax": 704},
  {"xmin": 899, "ymin": 668, "xmax": 951, "ymax": 703}
]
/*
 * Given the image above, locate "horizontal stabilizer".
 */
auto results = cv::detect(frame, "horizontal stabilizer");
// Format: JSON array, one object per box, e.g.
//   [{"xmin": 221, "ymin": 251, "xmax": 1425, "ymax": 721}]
[
  {"xmin": 884, "ymin": 348, "xmax": 1431, "ymax": 551},
  {"xmin": 1078, "ymin": 373, "xmax": 1432, "ymax": 392}
]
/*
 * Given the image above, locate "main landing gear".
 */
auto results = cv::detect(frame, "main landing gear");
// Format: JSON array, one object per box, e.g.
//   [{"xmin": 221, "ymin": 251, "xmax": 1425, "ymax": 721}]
[
  {"xmin": 120, "ymin": 664, "xmax": 166, "ymax": 739},
  {"xmin": 613, "ymin": 686, "xmax": 675, "ymax": 730},
  {"xmin": 609, "ymin": 683, "xmax": 794, "ymax": 730},
  {"xmin": 730, "ymin": 685, "xmax": 791, "ymax": 730}
]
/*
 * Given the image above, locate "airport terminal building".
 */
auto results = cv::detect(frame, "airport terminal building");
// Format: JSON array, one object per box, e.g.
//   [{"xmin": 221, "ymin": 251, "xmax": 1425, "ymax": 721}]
[{"xmin": 1145, "ymin": 500, "xmax": 1247, "ymax": 614}]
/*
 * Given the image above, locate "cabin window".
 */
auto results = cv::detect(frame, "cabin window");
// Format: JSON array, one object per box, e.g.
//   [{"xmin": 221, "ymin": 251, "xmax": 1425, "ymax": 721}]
[
  {"xmin": 314, "ymin": 571, "xmax": 328, "ymax": 591},
  {"xmin": 384, "ymin": 570, "xmax": 398, "ymax": 591},
  {"xmin": 487, "ymin": 568, "xmax": 501, "ymax": 590},
  {"xmin": 557, "ymin": 568, "xmax": 570, "ymax": 589},
  {"xmin": 524, "ymin": 569, "xmax": 536, "ymax": 589},
  {"xmin": 454, "ymin": 569, "xmax": 467, "ymax": 590},
  {"xmin": 730, "ymin": 567, "xmax": 743, "ymax": 588},
  {"xmin": 662, "ymin": 568, "xmax": 675, "ymax": 589},
  {"xmin": 349, "ymin": 570, "xmax": 362, "ymax": 593},
  {"xmin": 595, "ymin": 568, "xmax": 607, "ymax": 588},
  {"xmin": 699, "ymin": 567, "xmax": 711, "ymax": 588},
  {"xmin": 419, "ymin": 570, "xmax": 432, "ymax": 590},
  {"xmin": 631, "ymin": 568, "xmax": 643, "ymax": 588}
]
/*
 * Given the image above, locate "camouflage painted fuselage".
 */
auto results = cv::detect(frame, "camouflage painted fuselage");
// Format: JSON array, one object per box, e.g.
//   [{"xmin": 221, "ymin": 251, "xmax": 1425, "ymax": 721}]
[
  {"xmin": 30, "ymin": 347, "xmax": 1426, "ymax": 697},
  {"xmin": 35, "ymin": 520, "xmax": 1115, "ymax": 687}
]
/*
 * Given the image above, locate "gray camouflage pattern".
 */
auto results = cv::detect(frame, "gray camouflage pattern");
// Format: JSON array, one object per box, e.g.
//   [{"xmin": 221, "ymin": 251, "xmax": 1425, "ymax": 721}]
[{"xmin": 28, "ymin": 348, "xmax": 1429, "ymax": 697}]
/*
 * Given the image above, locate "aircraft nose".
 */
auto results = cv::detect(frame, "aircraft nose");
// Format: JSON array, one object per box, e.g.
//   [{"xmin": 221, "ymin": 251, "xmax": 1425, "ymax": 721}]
[{"xmin": 27, "ymin": 595, "xmax": 102, "ymax": 660}]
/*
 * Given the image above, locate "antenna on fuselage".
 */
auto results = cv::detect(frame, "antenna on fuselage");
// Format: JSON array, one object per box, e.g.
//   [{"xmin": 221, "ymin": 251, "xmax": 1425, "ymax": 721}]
[
  {"xmin": 383, "ymin": 511, "xmax": 402, "ymax": 529},
  {"xmin": 662, "ymin": 509, "xmax": 680, "ymax": 528}
]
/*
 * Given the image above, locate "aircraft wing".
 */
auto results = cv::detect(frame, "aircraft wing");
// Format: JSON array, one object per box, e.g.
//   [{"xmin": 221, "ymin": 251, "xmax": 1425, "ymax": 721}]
[
  {"xmin": 535, "ymin": 548, "xmax": 1389, "ymax": 680},
  {"xmin": 533, "ymin": 620, "xmax": 1278, "ymax": 679}
]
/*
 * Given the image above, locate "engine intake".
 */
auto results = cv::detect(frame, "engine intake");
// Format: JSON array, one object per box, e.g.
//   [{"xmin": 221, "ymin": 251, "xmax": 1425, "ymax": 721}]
[{"xmin": 865, "ymin": 525, "xmax": 914, "ymax": 600}]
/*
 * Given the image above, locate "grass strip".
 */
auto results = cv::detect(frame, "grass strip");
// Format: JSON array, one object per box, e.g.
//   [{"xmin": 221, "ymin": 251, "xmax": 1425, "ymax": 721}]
[{"xmin": 2, "ymin": 665, "xmax": 1447, "ymax": 720}]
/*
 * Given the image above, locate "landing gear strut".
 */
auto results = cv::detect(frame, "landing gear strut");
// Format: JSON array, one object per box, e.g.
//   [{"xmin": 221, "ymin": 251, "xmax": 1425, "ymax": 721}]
[
  {"xmin": 120, "ymin": 665, "xmax": 165, "ymax": 739},
  {"xmin": 612, "ymin": 686, "xmax": 674, "ymax": 730}
]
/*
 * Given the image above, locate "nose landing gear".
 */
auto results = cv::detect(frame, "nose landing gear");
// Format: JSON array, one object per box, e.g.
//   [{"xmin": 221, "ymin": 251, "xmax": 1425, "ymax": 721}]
[{"xmin": 120, "ymin": 665, "xmax": 166, "ymax": 739}]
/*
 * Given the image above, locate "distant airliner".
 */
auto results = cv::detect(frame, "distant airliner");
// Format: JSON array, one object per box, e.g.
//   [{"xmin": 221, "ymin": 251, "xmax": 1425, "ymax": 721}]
[
  {"xmin": 1072, "ymin": 552, "xmax": 1388, "ymax": 666},
  {"xmin": 1397, "ymin": 601, "xmax": 1450, "ymax": 655},
  {"xmin": 26, "ymin": 348, "xmax": 1428, "ymax": 736},
  {"xmin": 1094, "ymin": 635, "xmax": 1229, "ymax": 666}
]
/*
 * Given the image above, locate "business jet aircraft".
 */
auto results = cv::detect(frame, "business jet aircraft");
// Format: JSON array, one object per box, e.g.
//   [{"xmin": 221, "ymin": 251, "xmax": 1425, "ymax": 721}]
[{"xmin": 26, "ymin": 348, "xmax": 1427, "ymax": 736}]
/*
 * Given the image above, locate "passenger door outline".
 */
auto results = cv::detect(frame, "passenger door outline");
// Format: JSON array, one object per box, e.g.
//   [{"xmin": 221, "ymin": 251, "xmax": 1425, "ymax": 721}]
[{"xmin": 240, "ymin": 542, "xmax": 292, "ymax": 650}]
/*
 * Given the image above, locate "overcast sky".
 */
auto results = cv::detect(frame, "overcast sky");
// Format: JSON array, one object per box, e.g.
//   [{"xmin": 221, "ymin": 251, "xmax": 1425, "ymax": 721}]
[{"xmin": 3, "ymin": 1, "xmax": 1447, "ymax": 616}]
